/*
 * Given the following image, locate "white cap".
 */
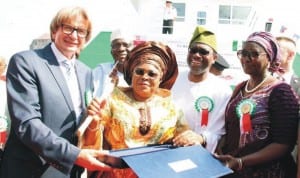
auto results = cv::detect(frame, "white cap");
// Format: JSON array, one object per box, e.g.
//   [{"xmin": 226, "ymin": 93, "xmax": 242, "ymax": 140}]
[{"xmin": 110, "ymin": 28, "xmax": 135, "ymax": 43}]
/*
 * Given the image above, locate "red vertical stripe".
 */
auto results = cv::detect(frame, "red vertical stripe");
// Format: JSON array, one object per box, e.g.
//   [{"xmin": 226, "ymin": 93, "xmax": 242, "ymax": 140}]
[
  {"xmin": 0, "ymin": 131, "xmax": 6, "ymax": 145},
  {"xmin": 242, "ymin": 113, "xmax": 252, "ymax": 132},
  {"xmin": 201, "ymin": 109, "xmax": 208, "ymax": 126}
]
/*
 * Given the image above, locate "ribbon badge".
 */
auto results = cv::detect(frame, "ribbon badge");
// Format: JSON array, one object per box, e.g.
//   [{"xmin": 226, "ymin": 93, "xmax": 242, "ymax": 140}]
[
  {"xmin": 84, "ymin": 90, "xmax": 93, "ymax": 107},
  {"xmin": 0, "ymin": 116, "xmax": 8, "ymax": 147},
  {"xmin": 236, "ymin": 99, "xmax": 256, "ymax": 133},
  {"xmin": 195, "ymin": 96, "xmax": 214, "ymax": 127}
]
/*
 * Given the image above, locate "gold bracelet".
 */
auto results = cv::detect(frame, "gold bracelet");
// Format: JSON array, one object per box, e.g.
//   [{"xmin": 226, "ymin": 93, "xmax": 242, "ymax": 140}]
[{"xmin": 236, "ymin": 158, "xmax": 243, "ymax": 170}]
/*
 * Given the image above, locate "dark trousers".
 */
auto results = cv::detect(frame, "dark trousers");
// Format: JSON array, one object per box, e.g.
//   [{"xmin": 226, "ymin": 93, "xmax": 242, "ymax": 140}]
[{"xmin": 162, "ymin": 19, "xmax": 174, "ymax": 34}]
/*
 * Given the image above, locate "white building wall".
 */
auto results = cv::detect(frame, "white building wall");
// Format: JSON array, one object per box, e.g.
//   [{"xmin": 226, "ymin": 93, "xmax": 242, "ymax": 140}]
[
  {"xmin": 0, "ymin": 0, "xmax": 140, "ymax": 60},
  {"xmin": 1, "ymin": 0, "xmax": 298, "ymax": 61}
]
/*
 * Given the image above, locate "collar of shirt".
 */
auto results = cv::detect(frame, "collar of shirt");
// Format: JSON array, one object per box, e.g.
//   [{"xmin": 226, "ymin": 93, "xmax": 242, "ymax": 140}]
[
  {"xmin": 282, "ymin": 72, "xmax": 293, "ymax": 83},
  {"xmin": 51, "ymin": 43, "xmax": 76, "ymax": 67}
]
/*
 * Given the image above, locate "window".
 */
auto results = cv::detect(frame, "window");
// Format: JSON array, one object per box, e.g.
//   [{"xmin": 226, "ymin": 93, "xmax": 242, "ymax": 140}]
[
  {"xmin": 219, "ymin": 5, "xmax": 252, "ymax": 25},
  {"xmin": 173, "ymin": 3, "xmax": 186, "ymax": 22},
  {"xmin": 197, "ymin": 11, "xmax": 207, "ymax": 25}
]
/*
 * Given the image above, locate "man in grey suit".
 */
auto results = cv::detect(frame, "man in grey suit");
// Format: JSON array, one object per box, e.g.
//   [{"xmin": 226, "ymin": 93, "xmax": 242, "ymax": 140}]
[
  {"xmin": 276, "ymin": 34, "xmax": 300, "ymax": 177},
  {"xmin": 1, "ymin": 6, "xmax": 111, "ymax": 178},
  {"xmin": 276, "ymin": 35, "xmax": 300, "ymax": 96}
]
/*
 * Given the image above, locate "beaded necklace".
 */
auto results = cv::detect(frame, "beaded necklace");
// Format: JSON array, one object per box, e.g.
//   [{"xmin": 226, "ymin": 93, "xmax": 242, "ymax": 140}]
[{"xmin": 245, "ymin": 76, "xmax": 269, "ymax": 93}]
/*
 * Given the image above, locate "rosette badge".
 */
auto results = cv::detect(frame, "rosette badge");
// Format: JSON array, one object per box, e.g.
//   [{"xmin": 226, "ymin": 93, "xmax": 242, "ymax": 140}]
[
  {"xmin": 0, "ymin": 116, "xmax": 8, "ymax": 148},
  {"xmin": 236, "ymin": 99, "xmax": 256, "ymax": 133},
  {"xmin": 195, "ymin": 96, "xmax": 214, "ymax": 127}
]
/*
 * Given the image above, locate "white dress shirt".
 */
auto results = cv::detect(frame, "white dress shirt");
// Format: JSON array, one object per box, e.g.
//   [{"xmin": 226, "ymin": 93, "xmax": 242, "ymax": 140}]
[
  {"xmin": 51, "ymin": 43, "xmax": 82, "ymax": 119},
  {"xmin": 93, "ymin": 62, "xmax": 128, "ymax": 98},
  {"xmin": 172, "ymin": 71, "xmax": 232, "ymax": 153}
]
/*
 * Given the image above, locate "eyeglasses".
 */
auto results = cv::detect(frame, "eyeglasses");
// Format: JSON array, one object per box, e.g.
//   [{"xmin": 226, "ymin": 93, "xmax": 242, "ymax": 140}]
[
  {"xmin": 237, "ymin": 50, "xmax": 267, "ymax": 60},
  {"xmin": 61, "ymin": 24, "xmax": 89, "ymax": 38},
  {"xmin": 134, "ymin": 68, "xmax": 159, "ymax": 79},
  {"xmin": 188, "ymin": 47, "xmax": 211, "ymax": 56}
]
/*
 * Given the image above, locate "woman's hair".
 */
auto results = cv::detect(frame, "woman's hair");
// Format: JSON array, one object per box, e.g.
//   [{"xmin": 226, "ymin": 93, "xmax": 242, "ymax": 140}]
[
  {"xmin": 49, "ymin": 6, "xmax": 92, "ymax": 42},
  {"xmin": 123, "ymin": 41, "xmax": 178, "ymax": 89}
]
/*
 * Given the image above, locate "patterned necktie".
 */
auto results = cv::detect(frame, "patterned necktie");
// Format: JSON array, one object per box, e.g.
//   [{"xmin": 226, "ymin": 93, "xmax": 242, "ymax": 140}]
[
  {"xmin": 62, "ymin": 60, "xmax": 73, "ymax": 79},
  {"xmin": 62, "ymin": 60, "xmax": 82, "ymax": 118}
]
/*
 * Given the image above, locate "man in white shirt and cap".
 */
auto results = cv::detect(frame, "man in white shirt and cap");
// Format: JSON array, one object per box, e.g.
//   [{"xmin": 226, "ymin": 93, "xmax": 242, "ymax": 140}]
[
  {"xmin": 172, "ymin": 26, "xmax": 232, "ymax": 153},
  {"xmin": 93, "ymin": 28, "xmax": 134, "ymax": 98}
]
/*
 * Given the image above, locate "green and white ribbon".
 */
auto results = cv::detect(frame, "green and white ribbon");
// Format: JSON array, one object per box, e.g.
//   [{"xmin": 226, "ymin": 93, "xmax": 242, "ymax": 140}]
[
  {"xmin": 195, "ymin": 96, "xmax": 214, "ymax": 127},
  {"xmin": 236, "ymin": 99, "xmax": 256, "ymax": 133}
]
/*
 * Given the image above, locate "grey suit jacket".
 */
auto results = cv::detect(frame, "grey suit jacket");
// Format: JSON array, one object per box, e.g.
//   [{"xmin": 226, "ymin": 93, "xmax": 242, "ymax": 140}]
[{"xmin": 1, "ymin": 44, "xmax": 93, "ymax": 178}]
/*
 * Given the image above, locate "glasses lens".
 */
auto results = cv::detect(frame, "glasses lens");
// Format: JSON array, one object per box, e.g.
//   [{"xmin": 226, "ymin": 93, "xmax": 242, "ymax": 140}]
[
  {"xmin": 62, "ymin": 24, "xmax": 73, "ymax": 34},
  {"xmin": 77, "ymin": 29, "xmax": 88, "ymax": 38},
  {"xmin": 189, "ymin": 48, "xmax": 210, "ymax": 55},
  {"xmin": 241, "ymin": 50, "xmax": 249, "ymax": 57},
  {"xmin": 134, "ymin": 69, "xmax": 158, "ymax": 78},
  {"xmin": 237, "ymin": 50, "xmax": 260, "ymax": 59},
  {"xmin": 147, "ymin": 71, "xmax": 158, "ymax": 78},
  {"xmin": 249, "ymin": 51, "xmax": 260, "ymax": 58},
  {"xmin": 134, "ymin": 69, "xmax": 144, "ymax": 76},
  {"xmin": 61, "ymin": 24, "xmax": 88, "ymax": 38}
]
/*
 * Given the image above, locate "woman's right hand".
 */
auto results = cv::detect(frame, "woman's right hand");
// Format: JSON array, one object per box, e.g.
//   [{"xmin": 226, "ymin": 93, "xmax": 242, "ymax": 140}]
[
  {"xmin": 81, "ymin": 98, "xmax": 106, "ymax": 149},
  {"xmin": 87, "ymin": 97, "xmax": 107, "ymax": 119},
  {"xmin": 173, "ymin": 130, "xmax": 204, "ymax": 146},
  {"xmin": 214, "ymin": 154, "xmax": 243, "ymax": 171}
]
